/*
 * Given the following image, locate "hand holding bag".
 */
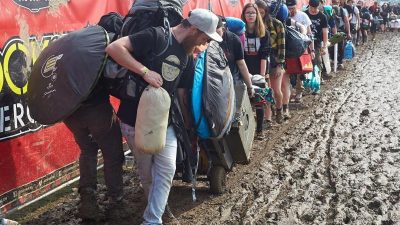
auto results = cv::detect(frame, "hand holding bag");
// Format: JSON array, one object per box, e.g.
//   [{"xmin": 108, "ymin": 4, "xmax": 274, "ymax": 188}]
[{"xmin": 285, "ymin": 50, "xmax": 313, "ymax": 74}]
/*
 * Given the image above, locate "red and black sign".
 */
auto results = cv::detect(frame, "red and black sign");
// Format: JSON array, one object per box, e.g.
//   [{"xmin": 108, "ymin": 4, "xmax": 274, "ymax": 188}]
[{"xmin": 13, "ymin": 0, "xmax": 52, "ymax": 13}]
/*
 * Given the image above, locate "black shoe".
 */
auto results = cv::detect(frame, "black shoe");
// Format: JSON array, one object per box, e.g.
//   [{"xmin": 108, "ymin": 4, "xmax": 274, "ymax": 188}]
[
  {"xmin": 105, "ymin": 197, "xmax": 130, "ymax": 220},
  {"xmin": 276, "ymin": 109, "xmax": 283, "ymax": 124},
  {"xmin": 78, "ymin": 188, "xmax": 104, "ymax": 221}
]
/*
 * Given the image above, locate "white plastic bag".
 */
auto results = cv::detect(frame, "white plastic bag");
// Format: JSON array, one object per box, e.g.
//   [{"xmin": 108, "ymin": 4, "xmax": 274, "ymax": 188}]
[
  {"xmin": 322, "ymin": 47, "xmax": 331, "ymax": 74},
  {"xmin": 134, "ymin": 86, "xmax": 171, "ymax": 154}
]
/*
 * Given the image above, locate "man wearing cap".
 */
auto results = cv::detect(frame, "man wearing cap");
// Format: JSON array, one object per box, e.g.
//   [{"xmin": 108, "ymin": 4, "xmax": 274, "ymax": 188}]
[
  {"xmin": 106, "ymin": 8, "xmax": 222, "ymax": 225},
  {"xmin": 306, "ymin": 0, "xmax": 329, "ymax": 86}
]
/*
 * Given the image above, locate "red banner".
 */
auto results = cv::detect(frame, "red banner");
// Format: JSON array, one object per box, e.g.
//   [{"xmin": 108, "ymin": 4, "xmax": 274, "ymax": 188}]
[
  {"xmin": 0, "ymin": 0, "xmax": 133, "ymax": 213},
  {"xmin": 0, "ymin": 0, "xmax": 248, "ymax": 214}
]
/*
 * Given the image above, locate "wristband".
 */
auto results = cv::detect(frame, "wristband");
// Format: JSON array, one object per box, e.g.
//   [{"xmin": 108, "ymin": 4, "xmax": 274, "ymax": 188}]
[{"xmin": 141, "ymin": 67, "xmax": 149, "ymax": 77}]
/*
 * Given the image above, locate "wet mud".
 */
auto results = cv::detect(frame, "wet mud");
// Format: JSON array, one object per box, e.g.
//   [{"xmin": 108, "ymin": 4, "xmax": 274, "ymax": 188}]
[{"xmin": 13, "ymin": 32, "xmax": 400, "ymax": 225}]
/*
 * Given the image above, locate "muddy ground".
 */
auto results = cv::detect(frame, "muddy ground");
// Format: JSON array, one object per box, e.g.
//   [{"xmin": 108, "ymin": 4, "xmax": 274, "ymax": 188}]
[{"xmin": 11, "ymin": 32, "xmax": 400, "ymax": 225}]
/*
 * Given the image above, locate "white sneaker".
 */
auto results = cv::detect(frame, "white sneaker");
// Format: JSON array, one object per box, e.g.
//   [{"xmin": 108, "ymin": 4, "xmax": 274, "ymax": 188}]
[
  {"xmin": 295, "ymin": 93, "xmax": 302, "ymax": 103},
  {"xmin": 1, "ymin": 219, "xmax": 19, "ymax": 225}
]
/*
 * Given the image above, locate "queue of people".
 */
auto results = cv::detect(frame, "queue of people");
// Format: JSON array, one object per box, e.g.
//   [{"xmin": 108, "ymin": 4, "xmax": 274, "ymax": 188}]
[{"xmin": 43, "ymin": 0, "xmax": 396, "ymax": 224}]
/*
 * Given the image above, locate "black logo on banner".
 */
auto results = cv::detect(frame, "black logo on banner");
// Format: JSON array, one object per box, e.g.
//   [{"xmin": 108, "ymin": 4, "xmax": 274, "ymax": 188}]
[{"xmin": 13, "ymin": 0, "xmax": 50, "ymax": 13}]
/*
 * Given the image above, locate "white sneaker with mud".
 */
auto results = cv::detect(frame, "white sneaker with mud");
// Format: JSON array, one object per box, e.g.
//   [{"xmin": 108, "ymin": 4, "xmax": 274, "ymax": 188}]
[
  {"xmin": 1, "ymin": 219, "xmax": 19, "ymax": 225},
  {"xmin": 295, "ymin": 93, "xmax": 302, "ymax": 103},
  {"xmin": 283, "ymin": 110, "xmax": 291, "ymax": 120}
]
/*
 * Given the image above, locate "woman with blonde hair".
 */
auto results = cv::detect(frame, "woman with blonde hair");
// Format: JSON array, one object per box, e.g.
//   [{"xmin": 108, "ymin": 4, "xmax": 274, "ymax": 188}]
[{"xmin": 241, "ymin": 3, "xmax": 271, "ymax": 136}]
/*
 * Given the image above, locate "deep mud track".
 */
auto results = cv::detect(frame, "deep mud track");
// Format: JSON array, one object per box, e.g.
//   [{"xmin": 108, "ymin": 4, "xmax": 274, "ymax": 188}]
[{"xmin": 15, "ymin": 32, "xmax": 400, "ymax": 225}]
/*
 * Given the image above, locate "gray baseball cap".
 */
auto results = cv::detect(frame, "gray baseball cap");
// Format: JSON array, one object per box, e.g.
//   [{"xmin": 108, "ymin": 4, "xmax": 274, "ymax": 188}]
[{"xmin": 187, "ymin": 9, "xmax": 223, "ymax": 42}]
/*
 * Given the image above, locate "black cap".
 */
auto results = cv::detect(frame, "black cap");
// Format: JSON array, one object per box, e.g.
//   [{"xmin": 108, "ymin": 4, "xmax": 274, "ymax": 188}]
[
  {"xmin": 286, "ymin": 0, "xmax": 297, "ymax": 7},
  {"xmin": 309, "ymin": 0, "xmax": 320, "ymax": 7}
]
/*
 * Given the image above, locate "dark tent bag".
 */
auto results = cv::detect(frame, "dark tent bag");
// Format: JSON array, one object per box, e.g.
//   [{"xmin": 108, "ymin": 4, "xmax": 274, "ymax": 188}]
[
  {"xmin": 285, "ymin": 25, "xmax": 311, "ymax": 58},
  {"xmin": 202, "ymin": 41, "xmax": 236, "ymax": 139},
  {"xmin": 121, "ymin": 0, "xmax": 185, "ymax": 37},
  {"xmin": 27, "ymin": 25, "xmax": 110, "ymax": 125}
]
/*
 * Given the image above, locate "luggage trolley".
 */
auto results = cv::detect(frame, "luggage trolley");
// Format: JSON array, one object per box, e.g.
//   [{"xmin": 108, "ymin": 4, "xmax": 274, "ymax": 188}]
[{"xmin": 199, "ymin": 84, "xmax": 256, "ymax": 194}]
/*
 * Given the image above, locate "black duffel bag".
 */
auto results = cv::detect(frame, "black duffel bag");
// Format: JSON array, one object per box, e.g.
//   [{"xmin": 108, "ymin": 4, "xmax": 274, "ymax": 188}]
[{"xmin": 285, "ymin": 25, "xmax": 311, "ymax": 58}]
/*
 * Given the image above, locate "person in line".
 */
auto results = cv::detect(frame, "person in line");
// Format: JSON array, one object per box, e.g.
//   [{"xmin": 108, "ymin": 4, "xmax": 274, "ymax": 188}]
[
  {"xmin": 287, "ymin": 0, "xmax": 314, "ymax": 103},
  {"xmin": 331, "ymin": 0, "xmax": 352, "ymax": 70},
  {"xmin": 106, "ymin": 9, "xmax": 222, "ymax": 225},
  {"xmin": 215, "ymin": 16, "xmax": 255, "ymax": 98},
  {"xmin": 344, "ymin": 0, "xmax": 360, "ymax": 45},
  {"xmin": 357, "ymin": 0, "xmax": 372, "ymax": 44},
  {"xmin": 370, "ymin": 3, "xmax": 381, "ymax": 41},
  {"xmin": 306, "ymin": 0, "xmax": 329, "ymax": 91},
  {"xmin": 63, "ymin": 66, "xmax": 125, "ymax": 220},
  {"xmin": 241, "ymin": 3, "xmax": 271, "ymax": 135},
  {"xmin": 256, "ymin": 0, "xmax": 286, "ymax": 124},
  {"xmin": 381, "ymin": 3, "xmax": 390, "ymax": 32}
]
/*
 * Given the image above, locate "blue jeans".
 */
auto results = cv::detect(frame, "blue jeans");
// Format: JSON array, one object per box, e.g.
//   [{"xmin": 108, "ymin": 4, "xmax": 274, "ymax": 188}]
[{"xmin": 121, "ymin": 123, "xmax": 177, "ymax": 225}]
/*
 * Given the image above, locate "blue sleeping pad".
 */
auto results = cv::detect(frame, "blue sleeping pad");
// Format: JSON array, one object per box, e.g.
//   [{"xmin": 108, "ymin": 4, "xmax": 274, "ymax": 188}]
[{"xmin": 191, "ymin": 51, "xmax": 211, "ymax": 139}]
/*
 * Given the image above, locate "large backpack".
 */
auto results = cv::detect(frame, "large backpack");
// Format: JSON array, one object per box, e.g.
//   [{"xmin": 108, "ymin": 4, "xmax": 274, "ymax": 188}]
[
  {"xmin": 120, "ymin": 0, "xmax": 185, "ymax": 37},
  {"xmin": 360, "ymin": 8, "xmax": 371, "ymax": 29},
  {"xmin": 98, "ymin": 0, "xmax": 185, "ymax": 100},
  {"xmin": 333, "ymin": 6, "xmax": 347, "ymax": 29}
]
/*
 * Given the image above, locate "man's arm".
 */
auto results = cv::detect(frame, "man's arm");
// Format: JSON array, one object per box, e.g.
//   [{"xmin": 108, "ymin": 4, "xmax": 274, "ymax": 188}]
[
  {"xmin": 236, "ymin": 59, "xmax": 254, "ymax": 96},
  {"xmin": 105, "ymin": 36, "xmax": 163, "ymax": 88},
  {"xmin": 343, "ymin": 11, "xmax": 352, "ymax": 39},
  {"xmin": 356, "ymin": 9, "xmax": 361, "ymax": 30}
]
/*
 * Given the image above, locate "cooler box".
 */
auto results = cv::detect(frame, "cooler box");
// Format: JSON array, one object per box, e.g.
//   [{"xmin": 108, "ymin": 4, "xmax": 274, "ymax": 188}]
[
  {"xmin": 225, "ymin": 84, "xmax": 256, "ymax": 164},
  {"xmin": 389, "ymin": 19, "xmax": 400, "ymax": 29}
]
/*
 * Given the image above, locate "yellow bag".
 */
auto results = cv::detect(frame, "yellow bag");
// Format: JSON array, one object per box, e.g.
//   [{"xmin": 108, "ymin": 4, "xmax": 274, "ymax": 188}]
[{"xmin": 134, "ymin": 86, "xmax": 171, "ymax": 154}]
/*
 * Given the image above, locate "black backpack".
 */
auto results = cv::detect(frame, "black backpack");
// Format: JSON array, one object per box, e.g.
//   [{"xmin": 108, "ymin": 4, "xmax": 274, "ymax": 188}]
[
  {"xmin": 97, "ymin": 0, "xmax": 185, "ymax": 100},
  {"xmin": 333, "ymin": 6, "xmax": 346, "ymax": 29},
  {"xmin": 120, "ymin": 0, "xmax": 185, "ymax": 37}
]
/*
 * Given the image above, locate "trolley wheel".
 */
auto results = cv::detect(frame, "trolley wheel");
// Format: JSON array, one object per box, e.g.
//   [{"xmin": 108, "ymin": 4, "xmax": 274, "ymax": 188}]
[{"xmin": 209, "ymin": 165, "xmax": 226, "ymax": 194}]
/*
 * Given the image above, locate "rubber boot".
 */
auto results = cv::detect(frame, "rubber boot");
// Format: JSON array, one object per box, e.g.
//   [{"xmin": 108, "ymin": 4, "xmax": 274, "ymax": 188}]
[
  {"xmin": 276, "ymin": 108, "xmax": 283, "ymax": 124},
  {"xmin": 105, "ymin": 196, "xmax": 130, "ymax": 220}
]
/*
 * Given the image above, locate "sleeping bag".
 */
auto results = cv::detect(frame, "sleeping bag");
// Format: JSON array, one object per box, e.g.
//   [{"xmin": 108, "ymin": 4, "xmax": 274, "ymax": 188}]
[
  {"xmin": 27, "ymin": 25, "xmax": 109, "ymax": 125},
  {"xmin": 191, "ymin": 41, "xmax": 235, "ymax": 139}
]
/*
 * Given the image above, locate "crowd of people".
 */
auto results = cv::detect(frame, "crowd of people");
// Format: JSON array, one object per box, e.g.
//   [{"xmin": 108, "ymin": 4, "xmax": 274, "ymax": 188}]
[
  {"xmin": 15, "ymin": 1, "xmax": 398, "ymax": 225},
  {"xmin": 244, "ymin": 0, "xmax": 400, "ymax": 137},
  {"xmin": 77, "ymin": 0, "xmax": 399, "ymax": 224}
]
